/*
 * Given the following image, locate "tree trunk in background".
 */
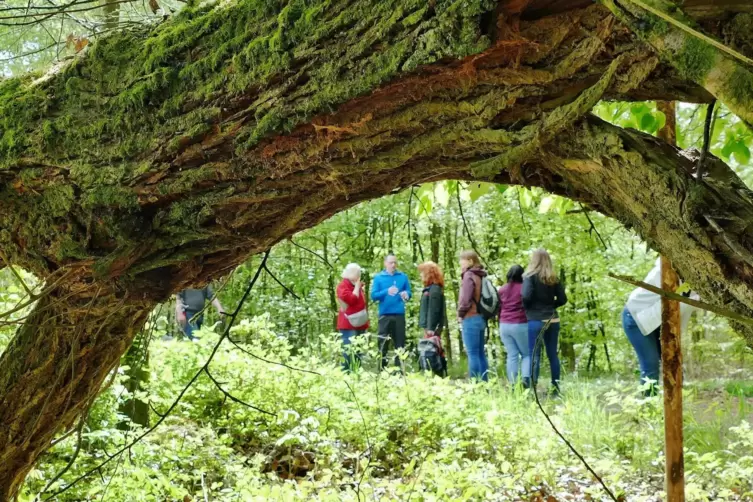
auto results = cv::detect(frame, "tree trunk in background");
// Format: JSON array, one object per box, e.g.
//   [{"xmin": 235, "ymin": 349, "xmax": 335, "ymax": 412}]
[
  {"xmin": 1, "ymin": 0, "xmax": 753, "ymax": 491},
  {"xmin": 559, "ymin": 267, "xmax": 577, "ymax": 373},
  {"xmin": 323, "ymin": 235, "xmax": 337, "ymax": 332},
  {"xmin": 430, "ymin": 220, "xmax": 452, "ymax": 362}
]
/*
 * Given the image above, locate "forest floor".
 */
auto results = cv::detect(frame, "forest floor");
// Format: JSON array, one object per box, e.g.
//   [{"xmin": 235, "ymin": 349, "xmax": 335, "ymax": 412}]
[{"xmin": 18, "ymin": 318, "xmax": 753, "ymax": 502}]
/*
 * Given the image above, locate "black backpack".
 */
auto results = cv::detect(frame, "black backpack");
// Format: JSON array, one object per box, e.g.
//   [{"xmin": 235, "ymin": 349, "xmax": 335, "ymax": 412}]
[{"xmin": 418, "ymin": 337, "xmax": 445, "ymax": 377}]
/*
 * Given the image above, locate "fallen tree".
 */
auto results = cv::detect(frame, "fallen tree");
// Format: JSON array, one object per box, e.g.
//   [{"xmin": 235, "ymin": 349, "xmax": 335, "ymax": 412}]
[{"xmin": 1, "ymin": 0, "xmax": 752, "ymax": 496}]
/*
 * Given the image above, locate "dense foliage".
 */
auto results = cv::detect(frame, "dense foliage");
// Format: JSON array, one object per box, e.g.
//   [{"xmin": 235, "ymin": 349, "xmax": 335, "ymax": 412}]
[{"xmin": 2, "ymin": 174, "xmax": 753, "ymax": 500}]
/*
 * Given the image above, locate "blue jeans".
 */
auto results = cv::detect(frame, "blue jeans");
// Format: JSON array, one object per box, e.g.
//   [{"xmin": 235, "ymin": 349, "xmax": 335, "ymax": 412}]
[
  {"xmin": 528, "ymin": 320, "xmax": 561, "ymax": 386},
  {"xmin": 500, "ymin": 323, "xmax": 530, "ymax": 383},
  {"xmin": 462, "ymin": 315, "xmax": 488, "ymax": 382},
  {"xmin": 340, "ymin": 330, "xmax": 364, "ymax": 372},
  {"xmin": 622, "ymin": 308, "xmax": 661, "ymax": 392},
  {"xmin": 183, "ymin": 309, "xmax": 203, "ymax": 340}
]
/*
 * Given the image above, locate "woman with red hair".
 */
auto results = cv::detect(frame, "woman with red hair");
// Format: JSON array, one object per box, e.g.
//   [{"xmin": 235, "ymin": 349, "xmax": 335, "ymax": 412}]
[{"xmin": 417, "ymin": 261, "xmax": 447, "ymax": 376}]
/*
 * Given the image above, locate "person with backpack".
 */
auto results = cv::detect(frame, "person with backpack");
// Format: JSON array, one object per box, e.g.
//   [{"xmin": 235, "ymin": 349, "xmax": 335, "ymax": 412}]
[
  {"xmin": 457, "ymin": 250, "xmax": 492, "ymax": 382},
  {"xmin": 371, "ymin": 254, "xmax": 412, "ymax": 371},
  {"xmin": 498, "ymin": 264, "xmax": 531, "ymax": 388},
  {"xmin": 337, "ymin": 263, "xmax": 369, "ymax": 372},
  {"xmin": 417, "ymin": 261, "xmax": 447, "ymax": 376},
  {"xmin": 522, "ymin": 248, "xmax": 567, "ymax": 396}
]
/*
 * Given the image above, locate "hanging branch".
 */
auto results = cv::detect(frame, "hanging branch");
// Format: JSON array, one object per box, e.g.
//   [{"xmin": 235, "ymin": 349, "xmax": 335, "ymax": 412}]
[
  {"xmin": 530, "ymin": 317, "xmax": 619, "ymax": 502},
  {"xmin": 516, "ymin": 189, "xmax": 530, "ymax": 235},
  {"xmin": 579, "ymin": 203, "xmax": 608, "ymax": 251},
  {"xmin": 455, "ymin": 183, "xmax": 497, "ymax": 277},
  {"xmin": 696, "ymin": 99, "xmax": 717, "ymax": 180},
  {"xmin": 203, "ymin": 367, "xmax": 274, "ymax": 415},
  {"xmin": 263, "ymin": 264, "xmax": 301, "ymax": 300},
  {"xmin": 288, "ymin": 238, "xmax": 334, "ymax": 270},
  {"xmin": 226, "ymin": 336, "xmax": 321, "ymax": 376},
  {"xmin": 44, "ymin": 251, "xmax": 272, "ymax": 500}
]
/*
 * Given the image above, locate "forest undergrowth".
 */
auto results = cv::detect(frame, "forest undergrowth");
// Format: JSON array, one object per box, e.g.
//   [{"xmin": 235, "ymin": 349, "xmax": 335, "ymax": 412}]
[{"xmin": 16, "ymin": 315, "xmax": 753, "ymax": 502}]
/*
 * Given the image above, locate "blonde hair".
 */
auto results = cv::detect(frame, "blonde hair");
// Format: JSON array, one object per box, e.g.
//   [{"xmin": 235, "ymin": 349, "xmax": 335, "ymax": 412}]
[
  {"xmin": 525, "ymin": 248, "xmax": 558, "ymax": 285},
  {"xmin": 341, "ymin": 263, "xmax": 362, "ymax": 281},
  {"xmin": 459, "ymin": 250, "xmax": 481, "ymax": 268}
]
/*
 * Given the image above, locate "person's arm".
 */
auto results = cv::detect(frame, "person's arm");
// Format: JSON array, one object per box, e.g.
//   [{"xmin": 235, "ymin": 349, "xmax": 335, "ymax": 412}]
[
  {"xmin": 555, "ymin": 282, "xmax": 568, "ymax": 308},
  {"xmin": 498, "ymin": 286, "xmax": 505, "ymax": 311},
  {"xmin": 338, "ymin": 281, "xmax": 359, "ymax": 305},
  {"xmin": 370, "ymin": 277, "xmax": 388, "ymax": 302},
  {"xmin": 175, "ymin": 294, "xmax": 186, "ymax": 327},
  {"xmin": 521, "ymin": 277, "xmax": 534, "ymax": 308},
  {"xmin": 457, "ymin": 274, "xmax": 474, "ymax": 318},
  {"xmin": 212, "ymin": 298, "xmax": 225, "ymax": 315}
]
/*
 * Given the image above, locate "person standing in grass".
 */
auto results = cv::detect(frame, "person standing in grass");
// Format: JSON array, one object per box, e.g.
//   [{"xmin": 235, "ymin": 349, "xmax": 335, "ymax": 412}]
[
  {"xmin": 498, "ymin": 264, "xmax": 531, "ymax": 388},
  {"xmin": 418, "ymin": 261, "xmax": 446, "ymax": 339},
  {"xmin": 371, "ymin": 254, "xmax": 412, "ymax": 370},
  {"xmin": 337, "ymin": 263, "xmax": 369, "ymax": 372},
  {"xmin": 176, "ymin": 286, "xmax": 225, "ymax": 342},
  {"xmin": 457, "ymin": 250, "xmax": 489, "ymax": 382},
  {"xmin": 418, "ymin": 261, "xmax": 447, "ymax": 375},
  {"xmin": 622, "ymin": 257, "xmax": 699, "ymax": 396},
  {"xmin": 522, "ymin": 249, "xmax": 567, "ymax": 396}
]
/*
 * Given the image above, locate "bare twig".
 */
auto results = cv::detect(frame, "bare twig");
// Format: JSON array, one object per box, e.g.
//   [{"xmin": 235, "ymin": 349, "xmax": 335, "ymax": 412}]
[
  {"xmin": 263, "ymin": 264, "xmax": 301, "ymax": 300},
  {"xmin": 288, "ymin": 238, "xmax": 334, "ymax": 270},
  {"xmin": 516, "ymin": 189, "xmax": 530, "ymax": 235},
  {"xmin": 44, "ymin": 251, "xmax": 271, "ymax": 500},
  {"xmin": 580, "ymin": 204, "xmax": 608, "ymax": 250},
  {"xmin": 456, "ymin": 184, "xmax": 497, "ymax": 277},
  {"xmin": 697, "ymin": 99, "xmax": 717, "ymax": 180},
  {"xmin": 204, "ymin": 367, "xmax": 274, "ymax": 415},
  {"xmin": 530, "ymin": 316, "xmax": 619, "ymax": 502},
  {"xmin": 226, "ymin": 336, "xmax": 321, "ymax": 376},
  {"xmin": 609, "ymin": 273, "xmax": 753, "ymax": 325}
]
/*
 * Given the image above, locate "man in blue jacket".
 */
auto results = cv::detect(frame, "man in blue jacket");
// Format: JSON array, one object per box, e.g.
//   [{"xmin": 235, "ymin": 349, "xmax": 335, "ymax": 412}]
[{"xmin": 371, "ymin": 254, "xmax": 412, "ymax": 370}]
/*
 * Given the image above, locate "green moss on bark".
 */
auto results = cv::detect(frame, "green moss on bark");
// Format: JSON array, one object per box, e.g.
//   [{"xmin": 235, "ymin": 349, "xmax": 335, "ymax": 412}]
[{"xmin": 674, "ymin": 36, "xmax": 716, "ymax": 82}]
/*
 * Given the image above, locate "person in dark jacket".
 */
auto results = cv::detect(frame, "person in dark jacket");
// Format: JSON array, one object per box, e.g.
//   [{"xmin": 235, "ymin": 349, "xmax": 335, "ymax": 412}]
[
  {"xmin": 522, "ymin": 248, "xmax": 567, "ymax": 395},
  {"xmin": 417, "ymin": 261, "xmax": 446, "ymax": 337},
  {"xmin": 457, "ymin": 250, "xmax": 489, "ymax": 382},
  {"xmin": 337, "ymin": 263, "xmax": 369, "ymax": 372},
  {"xmin": 418, "ymin": 261, "xmax": 447, "ymax": 375},
  {"xmin": 498, "ymin": 264, "xmax": 531, "ymax": 387},
  {"xmin": 176, "ymin": 286, "xmax": 225, "ymax": 342}
]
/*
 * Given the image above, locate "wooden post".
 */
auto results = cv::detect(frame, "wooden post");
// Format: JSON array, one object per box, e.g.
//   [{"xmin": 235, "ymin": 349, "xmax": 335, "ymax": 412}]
[{"xmin": 658, "ymin": 101, "xmax": 685, "ymax": 502}]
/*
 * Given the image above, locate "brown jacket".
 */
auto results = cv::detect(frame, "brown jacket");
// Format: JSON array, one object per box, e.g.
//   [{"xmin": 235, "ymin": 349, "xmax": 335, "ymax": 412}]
[{"xmin": 457, "ymin": 266, "xmax": 486, "ymax": 319}]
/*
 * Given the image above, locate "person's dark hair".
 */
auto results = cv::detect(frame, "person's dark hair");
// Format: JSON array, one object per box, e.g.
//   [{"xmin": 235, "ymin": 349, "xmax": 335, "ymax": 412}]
[{"xmin": 506, "ymin": 264, "xmax": 524, "ymax": 284}]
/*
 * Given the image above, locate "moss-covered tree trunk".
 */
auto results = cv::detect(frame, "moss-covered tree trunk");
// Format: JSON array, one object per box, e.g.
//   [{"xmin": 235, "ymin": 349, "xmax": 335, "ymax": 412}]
[{"xmin": 1, "ymin": 0, "xmax": 752, "ymax": 494}]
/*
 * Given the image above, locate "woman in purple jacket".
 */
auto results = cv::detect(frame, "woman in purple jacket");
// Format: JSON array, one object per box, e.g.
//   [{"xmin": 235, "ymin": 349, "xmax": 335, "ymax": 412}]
[{"xmin": 498, "ymin": 265, "xmax": 531, "ymax": 388}]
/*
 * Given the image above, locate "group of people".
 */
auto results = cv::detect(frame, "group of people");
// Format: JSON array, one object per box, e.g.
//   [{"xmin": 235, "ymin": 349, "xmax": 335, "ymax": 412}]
[
  {"xmin": 174, "ymin": 251, "xmax": 698, "ymax": 398},
  {"xmin": 336, "ymin": 249, "xmax": 568, "ymax": 394}
]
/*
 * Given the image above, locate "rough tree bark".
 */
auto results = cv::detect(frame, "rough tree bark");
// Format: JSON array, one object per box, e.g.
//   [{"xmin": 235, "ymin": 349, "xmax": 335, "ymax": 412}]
[{"xmin": 1, "ymin": 0, "xmax": 753, "ymax": 495}]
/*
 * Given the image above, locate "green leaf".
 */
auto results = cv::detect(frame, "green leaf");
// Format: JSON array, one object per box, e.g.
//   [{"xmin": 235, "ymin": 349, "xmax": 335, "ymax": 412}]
[
  {"xmin": 721, "ymin": 138, "xmax": 735, "ymax": 159},
  {"xmin": 732, "ymin": 140, "xmax": 751, "ymax": 164},
  {"xmin": 640, "ymin": 113, "xmax": 656, "ymax": 133},
  {"xmin": 468, "ymin": 182, "xmax": 492, "ymax": 202},
  {"xmin": 519, "ymin": 188, "xmax": 533, "ymax": 209},
  {"xmin": 676, "ymin": 283, "xmax": 691, "ymax": 295},
  {"xmin": 496, "ymin": 184, "xmax": 508, "ymax": 194}
]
